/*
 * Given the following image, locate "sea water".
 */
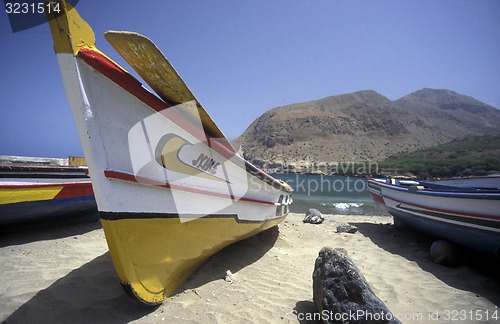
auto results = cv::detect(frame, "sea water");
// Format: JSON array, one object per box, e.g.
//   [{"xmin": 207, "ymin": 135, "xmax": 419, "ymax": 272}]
[{"xmin": 272, "ymin": 174, "xmax": 388, "ymax": 215}]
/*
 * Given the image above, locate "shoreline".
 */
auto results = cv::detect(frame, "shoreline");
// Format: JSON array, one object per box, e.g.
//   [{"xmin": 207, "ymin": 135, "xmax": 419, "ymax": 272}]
[{"xmin": 1, "ymin": 213, "xmax": 498, "ymax": 323}]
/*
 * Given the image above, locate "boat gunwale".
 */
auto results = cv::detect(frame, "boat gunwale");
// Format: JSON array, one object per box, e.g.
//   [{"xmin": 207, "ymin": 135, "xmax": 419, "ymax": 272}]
[{"xmin": 367, "ymin": 178, "xmax": 500, "ymax": 200}]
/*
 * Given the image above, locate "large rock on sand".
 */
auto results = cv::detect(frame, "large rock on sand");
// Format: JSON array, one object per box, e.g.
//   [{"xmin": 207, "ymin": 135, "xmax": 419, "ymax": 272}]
[{"xmin": 313, "ymin": 247, "xmax": 400, "ymax": 323}]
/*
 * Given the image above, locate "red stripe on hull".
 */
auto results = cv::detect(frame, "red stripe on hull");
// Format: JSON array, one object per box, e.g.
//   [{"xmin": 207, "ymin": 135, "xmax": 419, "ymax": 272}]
[
  {"xmin": 383, "ymin": 193, "xmax": 500, "ymax": 222},
  {"xmin": 103, "ymin": 170, "xmax": 275, "ymax": 206},
  {"xmin": 53, "ymin": 183, "xmax": 94, "ymax": 199}
]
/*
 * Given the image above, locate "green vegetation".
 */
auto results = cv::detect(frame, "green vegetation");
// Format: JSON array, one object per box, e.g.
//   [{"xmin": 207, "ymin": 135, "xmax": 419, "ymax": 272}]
[{"xmin": 378, "ymin": 135, "xmax": 500, "ymax": 179}]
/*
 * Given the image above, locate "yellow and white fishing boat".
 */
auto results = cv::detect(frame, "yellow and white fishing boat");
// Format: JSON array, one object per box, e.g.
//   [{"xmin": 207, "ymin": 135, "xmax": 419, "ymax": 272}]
[{"xmin": 47, "ymin": 1, "xmax": 292, "ymax": 304}]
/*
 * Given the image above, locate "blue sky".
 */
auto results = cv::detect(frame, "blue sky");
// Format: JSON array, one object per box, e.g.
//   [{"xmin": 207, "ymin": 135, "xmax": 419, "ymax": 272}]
[{"xmin": 1, "ymin": 0, "xmax": 499, "ymax": 158}]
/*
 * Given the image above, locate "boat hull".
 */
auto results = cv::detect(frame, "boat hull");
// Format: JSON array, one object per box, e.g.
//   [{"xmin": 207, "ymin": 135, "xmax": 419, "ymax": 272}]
[
  {"xmin": 101, "ymin": 212, "xmax": 285, "ymax": 304},
  {"xmin": 0, "ymin": 179, "xmax": 96, "ymax": 225},
  {"xmin": 368, "ymin": 179, "xmax": 500, "ymax": 257}
]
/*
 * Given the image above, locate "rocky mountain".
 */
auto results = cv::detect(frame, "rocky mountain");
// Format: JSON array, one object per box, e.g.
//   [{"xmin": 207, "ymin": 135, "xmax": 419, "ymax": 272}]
[{"xmin": 235, "ymin": 88, "xmax": 500, "ymax": 167}]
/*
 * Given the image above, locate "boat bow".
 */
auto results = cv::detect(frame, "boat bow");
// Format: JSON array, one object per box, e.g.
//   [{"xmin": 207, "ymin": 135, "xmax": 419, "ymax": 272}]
[{"xmin": 47, "ymin": 1, "xmax": 292, "ymax": 304}]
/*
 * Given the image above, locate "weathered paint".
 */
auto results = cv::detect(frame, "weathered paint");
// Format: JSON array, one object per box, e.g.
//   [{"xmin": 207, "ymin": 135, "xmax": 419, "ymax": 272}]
[
  {"xmin": 0, "ymin": 181, "xmax": 93, "ymax": 205},
  {"xmin": 104, "ymin": 31, "xmax": 232, "ymax": 149},
  {"xmin": 47, "ymin": 1, "xmax": 95, "ymax": 55},
  {"xmin": 0, "ymin": 185, "xmax": 63, "ymax": 204},
  {"xmin": 47, "ymin": 2, "xmax": 128, "ymax": 76}
]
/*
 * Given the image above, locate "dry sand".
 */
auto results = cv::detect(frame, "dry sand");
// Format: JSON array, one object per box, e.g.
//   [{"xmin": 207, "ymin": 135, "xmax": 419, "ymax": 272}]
[{"xmin": 1, "ymin": 213, "xmax": 499, "ymax": 323}]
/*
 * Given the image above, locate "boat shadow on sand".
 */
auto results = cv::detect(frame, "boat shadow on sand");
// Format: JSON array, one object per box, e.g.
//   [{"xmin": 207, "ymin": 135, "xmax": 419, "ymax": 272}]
[
  {"xmin": 3, "ymin": 225, "xmax": 280, "ymax": 323},
  {"xmin": 0, "ymin": 211, "xmax": 99, "ymax": 247},
  {"xmin": 351, "ymin": 221, "xmax": 500, "ymax": 307},
  {"xmin": 3, "ymin": 252, "xmax": 155, "ymax": 323}
]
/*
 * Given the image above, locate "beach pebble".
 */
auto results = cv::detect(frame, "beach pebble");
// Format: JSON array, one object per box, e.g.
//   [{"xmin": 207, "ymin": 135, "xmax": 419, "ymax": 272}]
[
  {"xmin": 336, "ymin": 224, "xmax": 358, "ymax": 234},
  {"xmin": 303, "ymin": 208, "xmax": 324, "ymax": 224},
  {"xmin": 430, "ymin": 239, "xmax": 462, "ymax": 267},
  {"xmin": 224, "ymin": 270, "xmax": 235, "ymax": 284}
]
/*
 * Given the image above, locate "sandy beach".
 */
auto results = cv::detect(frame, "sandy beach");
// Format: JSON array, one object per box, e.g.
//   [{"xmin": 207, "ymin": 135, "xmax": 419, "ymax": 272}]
[{"xmin": 1, "ymin": 213, "xmax": 499, "ymax": 323}]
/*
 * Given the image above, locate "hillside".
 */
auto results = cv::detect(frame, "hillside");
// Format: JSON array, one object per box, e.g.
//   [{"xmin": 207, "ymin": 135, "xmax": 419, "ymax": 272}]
[
  {"xmin": 378, "ymin": 134, "xmax": 500, "ymax": 179},
  {"xmin": 235, "ymin": 89, "xmax": 500, "ymax": 168}
]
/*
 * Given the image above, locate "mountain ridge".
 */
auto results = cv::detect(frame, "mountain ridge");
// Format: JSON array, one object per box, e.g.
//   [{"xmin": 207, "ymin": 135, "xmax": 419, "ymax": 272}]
[{"xmin": 235, "ymin": 88, "xmax": 500, "ymax": 167}]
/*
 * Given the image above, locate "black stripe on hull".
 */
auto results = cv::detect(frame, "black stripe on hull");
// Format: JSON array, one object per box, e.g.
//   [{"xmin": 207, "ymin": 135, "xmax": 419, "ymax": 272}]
[
  {"xmin": 0, "ymin": 165, "xmax": 89, "ymax": 179},
  {"xmin": 0, "ymin": 198, "xmax": 97, "ymax": 225},
  {"xmin": 99, "ymin": 211, "xmax": 288, "ymax": 224}
]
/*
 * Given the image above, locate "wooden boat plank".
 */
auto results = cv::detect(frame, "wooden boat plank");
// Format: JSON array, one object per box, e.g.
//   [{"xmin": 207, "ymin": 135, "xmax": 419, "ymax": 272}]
[{"xmin": 104, "ymin": 31, "xmax": 233, "ymax": 151}]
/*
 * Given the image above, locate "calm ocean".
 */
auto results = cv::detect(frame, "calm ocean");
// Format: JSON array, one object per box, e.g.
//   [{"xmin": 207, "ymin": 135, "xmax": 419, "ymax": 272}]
[{"xmin": 272, "ymin": 174, "xmax": 387, "ymax": 216}]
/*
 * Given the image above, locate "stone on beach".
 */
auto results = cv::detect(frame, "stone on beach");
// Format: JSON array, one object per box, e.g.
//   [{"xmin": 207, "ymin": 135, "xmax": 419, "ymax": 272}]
[
  {"xmin": 313, "ymin": 247, "xmax": 400, "ymax": 324},
  {"xmin": 336, "ymin": 224, "xmax": 358, "ymax": 234},
  {"xmin": 303, "ymin": 208, "xmax": 324, "ymax": 224},
  {"xmin": 430, "ymin": 239, "xmax": 462, "ymax": 267},
  {"xmin": 224, "ymin": 270, "xmax": 235, "ymax": 284}
]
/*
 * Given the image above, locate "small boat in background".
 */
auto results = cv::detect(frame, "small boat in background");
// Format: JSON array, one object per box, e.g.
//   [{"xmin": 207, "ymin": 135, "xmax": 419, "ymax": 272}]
[
  {"xmin": 0, "ymin": 155, "xmax": 88, "ymax": 179},
  {"xmin": 0, "ymin": 178, "xmax": 96, "ymax": 226},
  {"xmin": 0, "ymin": 156, "xmax": 96, "ymax": 225},
  {"xmin": 367, "ymin": 177, "xmax": 500, "ymax": 257},
  {"xmin": 47, "ymin": 1, "xmax": 292, "ymax": 304}
]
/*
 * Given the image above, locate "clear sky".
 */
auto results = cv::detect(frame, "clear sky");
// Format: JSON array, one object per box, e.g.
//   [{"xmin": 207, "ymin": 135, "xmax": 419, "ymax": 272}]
[{"xmin": 1, "ymin": 0, "xmax": 499, "ymax": 158}]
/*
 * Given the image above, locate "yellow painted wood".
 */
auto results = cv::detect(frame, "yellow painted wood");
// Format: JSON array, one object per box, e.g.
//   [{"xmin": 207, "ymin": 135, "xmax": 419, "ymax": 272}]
[
  {"xmin": 101, "ymin": 216, "xmax": 284, "ymax": 305},
  {"xmin": 159, "ymin": 135, "xmax": 226, "ymax": 182},
  {"xmin": 0, "ymin": 186, "xmax": 63, "ymax": 205},
  {"xmin": 105, "ymin": 32, "xmax": 194, "ymax": 105},
  {"xmin": 47, "ymin": 1, "xmax": 127, "ymax": 74},
  {"xmin": 68, "ymin": 156, "xmax": 87, "ymax": 166},
  {"xmin": 104, "ymin": 31, "xmax": 235, "ymax": 150},
  {"xmin": 46, "ymin": 1, "xmax": 95, "ymax": 55}
]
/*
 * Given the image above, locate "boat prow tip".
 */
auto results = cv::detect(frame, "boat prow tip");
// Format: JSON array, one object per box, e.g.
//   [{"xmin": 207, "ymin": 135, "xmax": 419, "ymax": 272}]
[{"xmin": 46, "ymin": 0, "xmax": 96, "ymax": 55}]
